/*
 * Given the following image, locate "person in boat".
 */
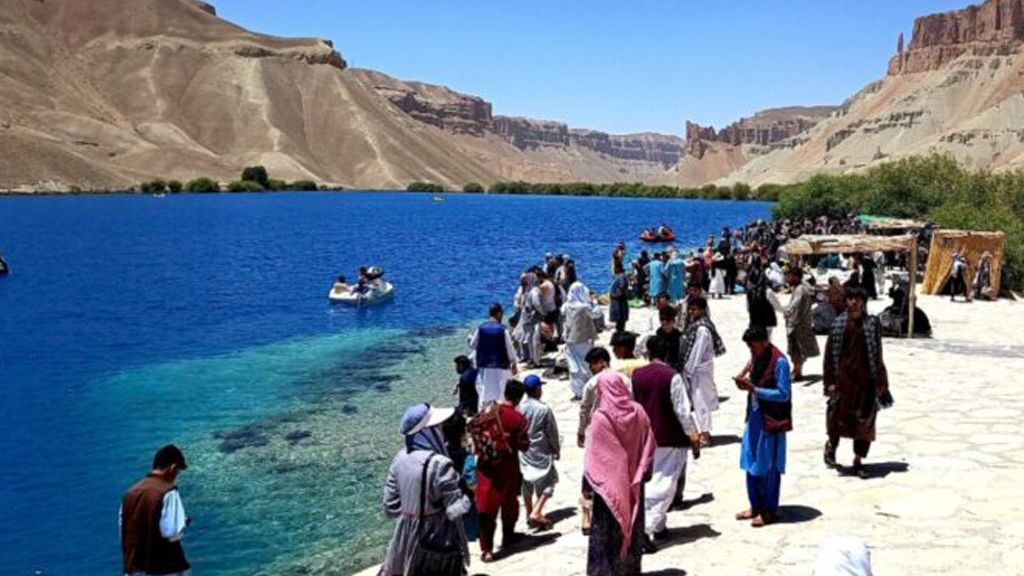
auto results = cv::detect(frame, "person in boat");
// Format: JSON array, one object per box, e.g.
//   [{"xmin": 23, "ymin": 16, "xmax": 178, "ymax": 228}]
[
  {"xmin": 331, "ymin": 275, "xmax": 351, "ymax": 296},
  {"xmin": 355, "ymin": 267, "xmax": 371, "ymax": 295}
]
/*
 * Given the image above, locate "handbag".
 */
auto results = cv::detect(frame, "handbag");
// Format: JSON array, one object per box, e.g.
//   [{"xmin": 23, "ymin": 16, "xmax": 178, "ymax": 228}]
[
  {"xmin": 762, "ymin": 413, "xmax": 793, "ymax": 434},
  {"xmin": 407, "ymin": 454, "xmax": 465, "ymax": 576}
]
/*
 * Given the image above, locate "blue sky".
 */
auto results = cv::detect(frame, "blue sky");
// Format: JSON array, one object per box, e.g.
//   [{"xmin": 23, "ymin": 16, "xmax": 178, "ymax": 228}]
[{"xmin": 211, "ymin": 0, "xmax": 970, "ymax": 136}]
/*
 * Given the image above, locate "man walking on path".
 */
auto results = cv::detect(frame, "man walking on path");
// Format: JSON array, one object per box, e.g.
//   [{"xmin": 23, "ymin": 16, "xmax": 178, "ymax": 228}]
[
  {"xmin": 474, "ymin": 380, "xmax": 530, "ymax": 562},
  {"xmin": 468, "ymin": 302, "xmax": 518, "ymax": 409},
  {"xmin": 120, "ymin": 445, "xmax": 191, "ymax": 576},
  {"xmin": 823, "ymin": 287, "xmax": 891, "ymax": 479},
  {"xmin": 734, "ymin": 326, "xmax": 792, "ymax": 528},
  {"xmin": 632, "ymin": 336, "xmax": 700, "ymax": 546},
  {"xmin": 518, "ymin": 375, "xmax": 561, "ymax": 530},
  {"xmin": 784, "ymin": 268, "xmax": 819, "ymax": 381}
]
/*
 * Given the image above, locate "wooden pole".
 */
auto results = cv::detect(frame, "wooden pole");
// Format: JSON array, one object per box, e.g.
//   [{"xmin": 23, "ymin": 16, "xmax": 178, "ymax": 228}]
[{"xmin": 908, "ymin": 237, "xmax": 918, "ymax": 339}]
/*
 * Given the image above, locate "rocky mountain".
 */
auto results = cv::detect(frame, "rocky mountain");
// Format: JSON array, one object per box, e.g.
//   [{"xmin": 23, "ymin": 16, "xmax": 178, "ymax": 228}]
[
  {"xmin": 5, "ymin": 0, "xmax": 1024, "ymax": 191},
  {"xmin": 0, "ymin": 0, "xmax": 680, "ymax": 191},
  {"xmin": 658, "ymin": 107, "xmax": 836, "ymax": 187},
  {"xmin": 715, "ymin": 0, "xmax": 1024, "ymax": 186},
  {"xmin": 351, "ymin": 69, "xmax": 685, "ymax": 169}
]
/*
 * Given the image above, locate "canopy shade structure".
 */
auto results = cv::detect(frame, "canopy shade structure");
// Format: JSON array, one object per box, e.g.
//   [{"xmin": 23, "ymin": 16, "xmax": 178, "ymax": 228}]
[
  {"xmin": 783, "ymin": 234, "xmax": 916, "ymax": 256},
  {"xmin": 860, "ymin": 216, "xmax": 930, "ymax": 232},
  {"xmin": 783, "ymin": 233, "xmax": 921, "ymax": 338},
  {"xmin": 922, "ymin": 230, "xmax": 1006, "ymax": 296}
]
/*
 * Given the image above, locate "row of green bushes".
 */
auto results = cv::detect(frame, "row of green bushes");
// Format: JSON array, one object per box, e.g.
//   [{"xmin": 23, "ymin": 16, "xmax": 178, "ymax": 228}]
[
  {"xmin": 771, "ymin": 154, "xmax": 1024, "ymax": 290},
  {"xmin": 407, "ymin": 180, "xmax": 781, "ymax": 201},
  {"xmin": 139, "ymin": 166, "xmax": 324, "ymax": 194}
]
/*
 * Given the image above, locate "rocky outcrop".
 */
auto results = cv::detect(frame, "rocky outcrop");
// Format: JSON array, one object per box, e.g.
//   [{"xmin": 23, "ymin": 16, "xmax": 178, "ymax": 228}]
[
  {"xmin": 569, "ymin": 131, "xmax": 684, "ymax": 167},
  {"xmin": 351, "ymin": 70, "xmax": 491, "ymax": 135},
  {"xmin": 189, "ymin": 0, "xmax": 216, "ymax": 15},
  {"xmin": 352, "ymin": 70, "xmax": 684, "ymax": 166},
  {"xmin": 683, "ymin": 107, "xmax": 836, "ymax": 159},
  {"xmin": 889, "ymin": 0, "xmax": 1024, "ymax": 74}
]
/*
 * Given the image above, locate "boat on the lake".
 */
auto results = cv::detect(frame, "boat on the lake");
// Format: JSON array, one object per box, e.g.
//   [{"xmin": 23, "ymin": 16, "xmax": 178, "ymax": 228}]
[
  {"xmin": 0, "ymin": 254, "xmax": 8, "ymax": 275},
  {"xmin": 432, "ymin": 196, "xmax": 447, "ymax": 202},
  {"xmin": 640, "ymin": 226, "xmax": 675, "ymax": 243},
  {"xmin": 328, "ymin": 266, "xmax": 394, "ymax": 306}
]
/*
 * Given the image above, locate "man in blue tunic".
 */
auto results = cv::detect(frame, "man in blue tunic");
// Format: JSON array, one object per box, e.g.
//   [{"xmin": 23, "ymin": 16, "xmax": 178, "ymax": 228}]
[
  {"xmin": 733, "ymin": 326, "xmax": 792, "ymax": 528},
  {"xmin": 665, "ymin": 248, "xmax": 688, "ymax": 302},
  {"xmin": 646, "ymin": 253, "xmax": 667, "ymax": 304}
]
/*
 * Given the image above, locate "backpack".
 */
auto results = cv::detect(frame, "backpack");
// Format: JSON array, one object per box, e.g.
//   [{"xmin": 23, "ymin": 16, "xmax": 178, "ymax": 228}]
[{"xmin": 468, "ymin": 404, "xmax": 510, "ymax": 465}]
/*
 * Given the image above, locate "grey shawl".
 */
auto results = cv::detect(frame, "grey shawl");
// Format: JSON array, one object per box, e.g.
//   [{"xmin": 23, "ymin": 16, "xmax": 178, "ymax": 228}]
[{"xmin": 380, "ymin": 450, "xmax": 471, "ymax": 576}]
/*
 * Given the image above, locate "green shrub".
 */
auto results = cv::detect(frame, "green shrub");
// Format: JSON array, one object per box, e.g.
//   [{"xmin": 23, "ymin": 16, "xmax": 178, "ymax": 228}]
[
  {"xmin": 773, "ymin": 153, "xmax": 1024, "ymax": 290},
  {"xmin": 185, "ymin": 177, "xmax": 220, "ymax": 193},
  {"xmin": 463, "ymin": 182, "xmax": 485, "ymax": 193},
  {"xmin": 139, "ymin": 181, "xmax": 154, "ymax": 194},
  {"xmin": 168, "ymin": 180, "xmax": 183, "ymax": 194},
  {"xmin": 290, "ymin": 180, "xmax": 319, "ymax": 191},
  {"xmin": 227, "ymin": 180, "xmax": 263, "ymax": 192},
  {"xmin": 267, "ymin": 179, "xmax": 287, "ymax": 191},
  {"xmin": 407, "ymin": 181, "xmax": 446, "ymax": 193},
  {"xmin": 241, "ymin": 166, "xmax": 270, "ymax": 190}
]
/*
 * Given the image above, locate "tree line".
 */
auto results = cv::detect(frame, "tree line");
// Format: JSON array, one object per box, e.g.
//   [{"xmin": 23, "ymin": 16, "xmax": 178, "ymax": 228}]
[{"xmin": 771, "ymin": 154, "xmax": 1024, "ymax": 290}]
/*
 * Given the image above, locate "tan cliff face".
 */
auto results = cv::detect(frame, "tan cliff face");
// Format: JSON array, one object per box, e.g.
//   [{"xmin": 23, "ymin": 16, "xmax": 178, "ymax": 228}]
[
  {"xmin": 0, "ymin": 0, "xmax": 674, "ymax": 191},
  {"xmin": 713, "ymin": 0, "xmax": 1024, "ymax": 187},
  {"xmin": 351, "ymin": 69, "xmax": 686, "ymax": 169},
  {"xmin": 889, "ymin": 0, "xmax": 1024, "ymax": 74},
  {"xmin": 5, "ymin": 0, "xmax": 1024, "ymax": 191}
]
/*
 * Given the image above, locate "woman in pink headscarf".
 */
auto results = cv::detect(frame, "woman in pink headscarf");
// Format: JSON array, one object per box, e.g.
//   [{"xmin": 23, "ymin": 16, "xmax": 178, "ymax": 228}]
[{"xmin": 584, "ymin": 371, "xmax": 657, "ymax": 576}]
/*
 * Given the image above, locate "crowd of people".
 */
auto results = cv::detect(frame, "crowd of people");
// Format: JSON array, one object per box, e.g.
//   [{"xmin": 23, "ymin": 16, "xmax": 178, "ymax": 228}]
[{"xmin": 127, "ymin": 213, "xmax": 1009, "ymax": 576}]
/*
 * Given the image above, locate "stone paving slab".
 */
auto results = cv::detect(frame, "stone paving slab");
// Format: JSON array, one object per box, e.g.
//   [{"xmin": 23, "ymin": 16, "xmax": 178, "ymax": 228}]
[{"xmin": 354, "ymin": 295, "xmax": 1024, "ymax": 576}]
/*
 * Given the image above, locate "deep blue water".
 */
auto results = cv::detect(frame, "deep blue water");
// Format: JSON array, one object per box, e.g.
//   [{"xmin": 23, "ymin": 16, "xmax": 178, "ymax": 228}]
[{"xmin": 0, "ymin": 192, "xmax": 770, "ymax": 576}]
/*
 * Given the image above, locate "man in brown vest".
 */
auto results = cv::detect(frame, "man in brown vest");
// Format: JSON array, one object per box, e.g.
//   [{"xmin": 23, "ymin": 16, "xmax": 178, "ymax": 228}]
[
  {"xmin": 632, "ymin": 336, "xmax": 701, "ymax": 548},
  {"xmin": 121, "ymin": 445, "xmax": 191, "ymax": 576}
]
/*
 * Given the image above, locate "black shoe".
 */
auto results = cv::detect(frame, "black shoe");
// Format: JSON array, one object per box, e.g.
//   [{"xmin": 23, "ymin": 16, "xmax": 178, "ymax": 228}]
[
  {"xmin": 823, "ymin": 441, "xmax": 837, "ymax": 469},
  {"xmin": 653, "ymin": 529, "xmax": 671, "ymax": 541},
  {"xmin": 853, "ymin": 461, "xmax": 868, "ymax": 479},
  {"xmin": 641, "ymin": 536, "xmax": 658, "ymax": 555}
]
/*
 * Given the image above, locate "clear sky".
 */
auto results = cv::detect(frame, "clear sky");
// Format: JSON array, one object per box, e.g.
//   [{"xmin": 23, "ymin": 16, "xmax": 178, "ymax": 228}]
[{"xmin": 211, "ymin": 0, "xmax": 970, "ymax": 136}]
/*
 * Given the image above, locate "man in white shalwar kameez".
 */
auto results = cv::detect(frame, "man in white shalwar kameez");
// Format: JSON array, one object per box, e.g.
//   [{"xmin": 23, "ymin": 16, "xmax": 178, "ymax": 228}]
[
  {"xmin": 678, "ymin": 295, "xmax": 726, "ymax": 446},
  {"xmin": 632, "ymin": 336, "xmax": 700, "ymax": 543},
  {"xmin": 468, "ymin": 303, "xmax": 519, "ymax": 409}
]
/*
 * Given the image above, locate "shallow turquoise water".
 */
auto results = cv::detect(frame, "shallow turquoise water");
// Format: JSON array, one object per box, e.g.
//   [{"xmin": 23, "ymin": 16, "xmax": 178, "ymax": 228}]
[{"xmin": 0, "ymin": 192, "xmax": 771, "ymax": 575}]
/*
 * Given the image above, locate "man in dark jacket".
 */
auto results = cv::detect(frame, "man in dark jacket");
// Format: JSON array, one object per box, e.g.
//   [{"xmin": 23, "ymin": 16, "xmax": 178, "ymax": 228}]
[
  {"xmin": 121, "ymin": 445, "xmax": 191, "ymax": 576},
  {"xmin": 823, "ymin": 288, "xmax": 890, "ymax": 478}
]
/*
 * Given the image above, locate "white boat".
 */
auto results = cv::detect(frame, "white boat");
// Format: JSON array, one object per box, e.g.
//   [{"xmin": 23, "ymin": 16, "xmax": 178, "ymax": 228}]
[{"xmin": 328, "ymin": 280, "xmax": 395, "ymax": 306}]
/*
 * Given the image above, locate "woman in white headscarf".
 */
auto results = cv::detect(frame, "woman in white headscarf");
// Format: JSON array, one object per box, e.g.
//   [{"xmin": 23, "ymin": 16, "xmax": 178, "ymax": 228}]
[
  {"xmin": 562, "ymin": 280, "xmax": 598, "ymax": 400},
  {"xmin": 813, "ymin": 537, "xmax": 873, "ymax": 576}
]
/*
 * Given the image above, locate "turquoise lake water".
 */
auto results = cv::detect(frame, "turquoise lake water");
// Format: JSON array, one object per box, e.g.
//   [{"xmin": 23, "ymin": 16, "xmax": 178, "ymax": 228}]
[{"xmin": 0, "ymin": 192, "xmax": 771, "ymax": 576}]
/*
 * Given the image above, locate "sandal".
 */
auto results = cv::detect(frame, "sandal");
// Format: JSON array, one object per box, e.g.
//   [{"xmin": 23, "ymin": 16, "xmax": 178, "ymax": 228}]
[
  {"xmin": 735, "ymin": 509, "xmax": 757, "ymax": 521},
  {"xmin": 481, "ymin": 552, "xmax": 495, "ymax": 563},
  {"xmin": 751, "ymin": 513, "xmax": 775, "ymax": 528}
]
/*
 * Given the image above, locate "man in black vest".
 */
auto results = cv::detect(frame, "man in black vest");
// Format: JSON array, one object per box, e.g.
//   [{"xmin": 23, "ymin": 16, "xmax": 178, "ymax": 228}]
[
  {"xmin": 121, "ymin": 445, "xmax": 191, "ymax": 576},
  {"xmin": 633, "ymin": 336, "xmax": 700, "ymax": 546}
]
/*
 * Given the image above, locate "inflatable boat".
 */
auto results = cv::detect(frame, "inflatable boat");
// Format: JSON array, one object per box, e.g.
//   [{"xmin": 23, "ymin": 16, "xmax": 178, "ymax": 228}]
[
  {"xmin": 329, "ymin": 280, "xmax": 395, "ymax": 306},
  {"xmin": 640, "ymin": 230, "xmax": 676, "ymax": 243}
]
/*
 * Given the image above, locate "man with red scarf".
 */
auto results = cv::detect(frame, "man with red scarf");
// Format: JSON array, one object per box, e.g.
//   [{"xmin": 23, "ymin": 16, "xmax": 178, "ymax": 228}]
[{"xmin": 733, "ymin": 326, "xmax": 792, "ymax": 527}]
